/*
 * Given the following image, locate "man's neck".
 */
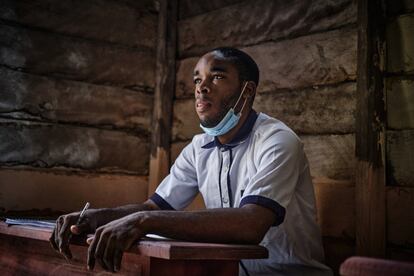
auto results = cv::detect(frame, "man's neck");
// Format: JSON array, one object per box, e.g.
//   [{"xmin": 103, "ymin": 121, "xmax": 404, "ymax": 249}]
[{"xmin": 217, "ymin": 106, "xmax": 252, "ymax": 145}]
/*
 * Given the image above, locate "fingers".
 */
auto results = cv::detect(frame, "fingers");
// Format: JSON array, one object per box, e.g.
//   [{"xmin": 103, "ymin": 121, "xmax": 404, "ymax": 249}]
[
  {"xmin": 49, "ymin": 227, "xmax": 58, "ymax": 251},
  {"xmin": 113, "ymin": 249, "xmax": 123, "ymax": 272},
  {"xmin": 86, "ymin": 235, "xmax": 94, "ymax": 245},
  {"xmin": 88, "ymin": 229, "xmax": 124, "ymax": 272},
  {"xmin": 87, "ymin": 215, "xmax": 143, "ymax": 272},
  {"xmin": 94, "ymin": 231, "xmax": 110, "ymax": 271},
  {"xmin": 87, "ymin": 227, "xmax": 102, "ymax": 270},
  {"xmin": 54, "ymin": 216, "xmax": 64, "ymax": 251},
  {"xmin": 70, "ymin": 220, "xmax": 91, "ymax": 235},
  {"xmin": 52, "ymin": 213, "xmax": 86, "ymax": 260},
  {"xmin": 103, "ymin": 234, "xmax": 117, "ymax": 272},
  {"xmin": 58, "ymin": 215, "xmax": 77, "ymax": 259}
]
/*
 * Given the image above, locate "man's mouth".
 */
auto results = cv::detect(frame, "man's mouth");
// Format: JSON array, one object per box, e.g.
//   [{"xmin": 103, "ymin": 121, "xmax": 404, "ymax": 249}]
[{"xmin": 196, "ymin": 100, "xmax": 212, "ymax": 112}]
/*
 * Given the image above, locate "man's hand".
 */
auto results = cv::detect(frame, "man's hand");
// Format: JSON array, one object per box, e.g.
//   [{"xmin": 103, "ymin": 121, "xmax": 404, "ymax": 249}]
[
  {"xmin": 49, "ymin": 201, "xmax": 159, "ymax": 263},
  {"xmin": 87, "ymin": 212, "xmax": 146, "ymax": 272},
  {"xmin": 49, "ymin": 209, "xmax": 103, "ymax": 260}
]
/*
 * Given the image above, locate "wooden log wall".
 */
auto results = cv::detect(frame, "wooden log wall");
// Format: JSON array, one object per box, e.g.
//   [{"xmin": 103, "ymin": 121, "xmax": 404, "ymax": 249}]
[
  {"xmin": 0, "ymin": 0, "xmax": 158, "ymax": 214},
  {"xmin": 385, "ymin": 0, "xmax": 414, "ymax": 260},
  {"xmin": 173, "ymin": 0, "xmax": 358, "ymax": 271}
]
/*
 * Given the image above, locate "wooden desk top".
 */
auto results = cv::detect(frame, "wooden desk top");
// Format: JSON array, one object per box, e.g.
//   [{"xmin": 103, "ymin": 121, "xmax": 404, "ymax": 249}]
[{"xmin": 0, "ymin": 221, "xmax": 268, "ymax": 260}]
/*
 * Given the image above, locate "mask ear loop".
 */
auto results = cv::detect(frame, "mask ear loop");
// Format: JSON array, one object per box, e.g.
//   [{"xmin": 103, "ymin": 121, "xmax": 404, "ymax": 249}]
[{"xmin": 234, "ymin": 82, "xmax": 249, "ymax": 116}]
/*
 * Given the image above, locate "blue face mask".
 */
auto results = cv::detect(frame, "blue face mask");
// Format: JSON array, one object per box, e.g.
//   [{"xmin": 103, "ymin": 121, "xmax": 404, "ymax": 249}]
[{"xmin": 200, "ymin": 82, "xmax": 249, "ymax": 136}]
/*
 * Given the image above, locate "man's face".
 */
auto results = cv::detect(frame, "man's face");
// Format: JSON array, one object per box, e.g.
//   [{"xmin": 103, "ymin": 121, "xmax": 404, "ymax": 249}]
[{"xmin": 193, "ymin": 53, "xmax": 242, "ymax": 127}]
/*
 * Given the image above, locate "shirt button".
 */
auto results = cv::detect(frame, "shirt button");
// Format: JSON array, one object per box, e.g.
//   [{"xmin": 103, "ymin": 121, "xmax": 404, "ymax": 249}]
[{"xmin": 222, "ymin": 197, "xmax": 229, "ymax": 203}]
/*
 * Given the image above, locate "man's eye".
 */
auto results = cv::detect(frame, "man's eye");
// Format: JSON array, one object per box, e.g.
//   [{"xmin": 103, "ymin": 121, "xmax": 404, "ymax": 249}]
[{"xmin": 213, "ymin": 75, "xmax": 224, "ymax": 80}]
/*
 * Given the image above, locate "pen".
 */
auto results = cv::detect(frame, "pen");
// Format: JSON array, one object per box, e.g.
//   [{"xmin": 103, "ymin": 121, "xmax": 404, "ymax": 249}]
[
  {"xmin": 76, "ymin": 202, "xmax": 90, "ymax": 225},
  {"xmin": 63, "ymin": 202, "xmax": 90, "ymax": 259},
  {"xmin": 68, "ymin": 202, "xmax": 90, "ymax": 240}
]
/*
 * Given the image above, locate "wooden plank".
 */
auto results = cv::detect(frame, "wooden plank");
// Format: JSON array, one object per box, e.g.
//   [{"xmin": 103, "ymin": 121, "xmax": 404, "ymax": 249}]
[
  {"xmin": 386, "ymin": 187, "xmax": 414, "ymax": 248},
  {"xmin": 178, "ymin": 0, "xmax": 356, "ymax": 57},
  {"xmin": 149, "ymin": 259, "xmax": 238, "ymax": 276},
  {"xmin": 386, "ymin": 0, "xmax": 414, "ymax": 16},
  {"xmin": 0, "ymin": 169, "xmax": 148, "ymax": 212},
  {"xmin": 386, "ymin": 14, "xmax": 414, "ymax": 74},
  {"xmin": 171, "ymin": 99, "xmax": 201, "ymax": 141},
  {"xmin": 254, "ymin": 82, "xmax": 356, "ymax": 135},
  {"xmin": 0, "ymin": 120, "xmax": 149, "ymax": 174},
  {"xmin": 0, "ymin": 222, "xmax": 267, "ymax": 260},
  {"xmin": 386, "ymin": 78, "xmax": 414, "ymax": 130},
  {"xmin": 148, "ymin": 0, "xmax": 178, "ymax": 197},
  {"xmin": 314, "ymin": 178, "xmax": 355, "ymax": 239},
  {"xmin": 170, "ymin": 141, "xmax": 190, "ymax": 164},
  {"xmin": 178, "ymin": 0, "xmax": 243, "ymax": 19},
  {"xmin": 0, "ymin": 67, "xmax": 152, "ymax": 131},
  {"xmin": 0, "ymin": 24, "xmax": 155, "ymax": 89},
  {"xmin": 0, "ymin": 224, "xmax": 266, "ymax": 275},
  {"xmin": 355, "ymin": 0, "xmax": 386, "ymax": 257},
  {"xmin": 176, "ymin": 28, "xmax": 357, "ymax": 98},
  {"xmin": 0, "ymin": 222, "xmax": 51, "ymax": 241},
  {"xmin": 322, "ymin": 237, "xmax": 355, "ymax": 274},
  {"xmin": 387, "ymin": 130, "xmax": 414, "ymax": 186},
  {"xmin": 172, "ymin": 83, "xmax": 356, "ymax": 141},
  {"xmin": 184, "ymin": 194, "xmax": 206, "ymax": 211},
  {"xmin": 0, "ymin": 0, "xmax": 157, "ymax": 49},
  {"xmin": 175, "ymin": 57, "xmax": 198, "ymax": 98},
  {"xmin": 388, "ymin": 247, "xmax": 414, "ymax": 262},
  {"xmin": 0, "ymin": 233, "xmax": 147, "ymax": 275},
  {"xmin": 137, "ymin": 241, "xmax": 267, "ymax": 260},
  {"xmin": 301, "ymin": 134, "xmax": 355, "ymax": 180}
]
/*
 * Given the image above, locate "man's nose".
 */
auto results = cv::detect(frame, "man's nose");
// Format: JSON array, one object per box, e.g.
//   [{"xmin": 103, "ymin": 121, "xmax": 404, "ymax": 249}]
[{"xmin": 196, "ymin": 80, "xmax": 210, "ymax": 94}]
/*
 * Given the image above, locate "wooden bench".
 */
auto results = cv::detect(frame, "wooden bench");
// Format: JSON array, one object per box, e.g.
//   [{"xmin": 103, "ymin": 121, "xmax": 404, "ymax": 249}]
[{"xmin": 0, "ymin": 221, "xmax": 268, "ymax": 275}]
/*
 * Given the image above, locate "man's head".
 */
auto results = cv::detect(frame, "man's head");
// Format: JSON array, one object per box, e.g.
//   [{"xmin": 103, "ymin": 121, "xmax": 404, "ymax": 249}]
[{"xmin": 193, "ymin": 47, "xmax": 260, "ymax": 128}]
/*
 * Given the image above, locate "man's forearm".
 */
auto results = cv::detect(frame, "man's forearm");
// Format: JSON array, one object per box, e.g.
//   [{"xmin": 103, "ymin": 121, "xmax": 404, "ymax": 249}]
[
  {"xmin": 98, "ymin": 200, "xmax": 160, "ymax": 223},
  {"xmin": 86, "ymin": 204, "xmax": 275, "ymax": 271},
  {"xmin": 112, "ymin": 201, "xmax": 158, "ymax": 216},
  {"xmin": 137, "ymin": 205, "xmax": 274, "ymax": 244}
]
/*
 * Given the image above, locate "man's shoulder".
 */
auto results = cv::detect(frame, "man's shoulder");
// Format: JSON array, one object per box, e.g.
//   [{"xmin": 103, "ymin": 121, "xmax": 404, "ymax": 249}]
[
  {"xmin": 192, "ymin": 132, "xmax": 212, "ymax": 145},
  {"xmin": 183, "ymin": 133, "xmax": 214, "ymax": 152},
  {"xmin": 254, "ymin": 113, "xmax": 300, "ymax": 140}
]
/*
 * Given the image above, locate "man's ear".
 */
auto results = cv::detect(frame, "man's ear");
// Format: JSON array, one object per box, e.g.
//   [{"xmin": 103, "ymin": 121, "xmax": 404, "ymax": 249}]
[{"xmin": 244, "ymin": 81, "xmax": 257, "ymax": 99}]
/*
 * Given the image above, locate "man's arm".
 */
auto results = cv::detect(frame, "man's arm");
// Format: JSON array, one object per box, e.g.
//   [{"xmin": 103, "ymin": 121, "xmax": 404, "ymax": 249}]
[
  {"xmin": 87, "ymin": 203, "xmax": 275, "ymax": 272},
  {"xmin": 50, "ymin": 200, "xmax": 160, "ymax": 259}
]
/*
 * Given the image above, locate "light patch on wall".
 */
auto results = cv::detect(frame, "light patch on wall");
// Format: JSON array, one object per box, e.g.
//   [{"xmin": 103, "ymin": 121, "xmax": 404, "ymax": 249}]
[
  {"xmin": 0, "ymin": 45, "xmax": 27, "ymax": 69},
  {"xmin": 67, "ymin": 51, "xmax": 87, "ymax": 70},
  {"xmin": 61, "ymin": 134, "xmax": 100, "ymax": 167},
  {"xmin": 0, "ymin": 68, "xmax": 27, "ymax": 110}
]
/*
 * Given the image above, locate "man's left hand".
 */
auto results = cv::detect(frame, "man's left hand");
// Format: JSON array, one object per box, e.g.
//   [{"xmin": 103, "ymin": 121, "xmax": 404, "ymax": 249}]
[{"xmin": 87, "ymin": 213, "xmax": 145, "ymax": 272}]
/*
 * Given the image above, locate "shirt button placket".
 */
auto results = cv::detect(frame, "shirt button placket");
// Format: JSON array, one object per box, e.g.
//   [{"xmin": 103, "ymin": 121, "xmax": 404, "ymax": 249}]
[{"xmin": 221, "ymin": 149, "xmax": 230, "ymax": 208}]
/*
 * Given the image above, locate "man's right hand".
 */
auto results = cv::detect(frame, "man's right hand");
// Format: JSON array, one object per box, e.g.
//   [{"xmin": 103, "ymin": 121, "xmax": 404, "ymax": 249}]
[
  {"xmin": 49, "ymin": 209, "xmax": 101, "ymax": 260},
  {"xmin": 49, "ymin": 200, "xmax": 159, "ymax": 260}
]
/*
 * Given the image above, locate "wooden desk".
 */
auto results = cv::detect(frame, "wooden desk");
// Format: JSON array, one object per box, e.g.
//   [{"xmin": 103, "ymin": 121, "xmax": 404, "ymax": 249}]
[{"xmin": 0, "ymin": 222, "xmax": 268, "ymax": 275}]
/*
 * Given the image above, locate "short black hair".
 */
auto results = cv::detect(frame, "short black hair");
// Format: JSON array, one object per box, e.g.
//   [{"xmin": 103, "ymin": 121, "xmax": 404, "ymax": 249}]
[{"xmin": 210, "ymin": 47, "xmax": 260, "ymax": 86}]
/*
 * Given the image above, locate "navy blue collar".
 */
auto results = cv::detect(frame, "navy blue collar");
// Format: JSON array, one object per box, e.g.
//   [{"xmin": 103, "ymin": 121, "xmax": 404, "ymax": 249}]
[{"xmin": 201, "ymin": 110, "xmax": 258, "ymax": 151}]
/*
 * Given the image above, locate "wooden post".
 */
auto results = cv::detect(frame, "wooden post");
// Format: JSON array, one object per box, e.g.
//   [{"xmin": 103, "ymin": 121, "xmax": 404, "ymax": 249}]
[
  {"xmin": 148, "ymin": 0, "xmax": 178, "ymax": 197},
  {"xmin": 355, "ymin": 0, "xmax": 386, "ymax": 257}
]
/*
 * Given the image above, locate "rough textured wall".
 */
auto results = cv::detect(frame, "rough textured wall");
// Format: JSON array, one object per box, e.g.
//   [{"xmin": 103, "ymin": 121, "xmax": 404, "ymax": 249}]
[
  {"xmin": 172, "ymin": 0, "xmax": 358, "ymax": 271},
  {"xmin": 385, "ymin": 0, "xmax": 414, "ymax": 261},
  {"xmin": 0, "ymin": 0, "xmax": 157, "ymax": 213}
]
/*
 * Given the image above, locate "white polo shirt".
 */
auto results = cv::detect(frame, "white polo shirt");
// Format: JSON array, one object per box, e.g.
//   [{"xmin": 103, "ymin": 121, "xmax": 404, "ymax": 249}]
[{"xmin": 151, "ymin": 111, "xmax": 332, "ymax": 276}]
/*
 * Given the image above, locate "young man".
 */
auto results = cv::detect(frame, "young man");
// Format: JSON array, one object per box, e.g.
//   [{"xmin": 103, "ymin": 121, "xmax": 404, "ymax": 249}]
[{"xmin": 51, "ymin": 47, "xmax": 332, "ymax": 275}]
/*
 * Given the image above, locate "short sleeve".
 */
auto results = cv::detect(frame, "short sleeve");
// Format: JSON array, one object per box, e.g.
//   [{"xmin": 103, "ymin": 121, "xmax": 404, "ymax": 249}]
[
  {"xmin": 150, "ymin": 141, "xmax": 199, "ymax": 210},
  {"xmin": 239, "ymin": 130, "xmax": 301, "ymax": 226}
]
